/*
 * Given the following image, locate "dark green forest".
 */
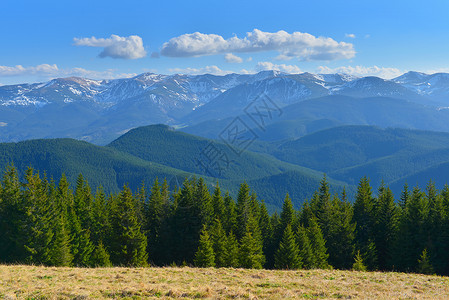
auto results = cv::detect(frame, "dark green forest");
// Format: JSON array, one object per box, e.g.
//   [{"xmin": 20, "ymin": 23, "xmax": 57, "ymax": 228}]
[{"xmin": 0, "ymin": 165, "xmax": 448, "ymax": 275}]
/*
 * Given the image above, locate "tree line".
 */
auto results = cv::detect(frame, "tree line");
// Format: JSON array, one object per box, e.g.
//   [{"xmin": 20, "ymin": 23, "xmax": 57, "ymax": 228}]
[{"xmin": 0, "ymin": 165, "xmax": 448, "ymax": 275}]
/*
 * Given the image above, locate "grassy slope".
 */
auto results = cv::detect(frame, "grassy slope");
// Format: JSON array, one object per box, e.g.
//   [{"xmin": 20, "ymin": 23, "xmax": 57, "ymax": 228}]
[{"xmin": 1, "ymin": 265, "xmax": 448, "ymax": 299}]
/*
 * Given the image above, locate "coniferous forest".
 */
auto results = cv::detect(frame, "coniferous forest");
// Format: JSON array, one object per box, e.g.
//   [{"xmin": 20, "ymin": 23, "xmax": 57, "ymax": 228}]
[{"xmin": 1, "ymin": 165, "xmax": 449, "ymax": 276}]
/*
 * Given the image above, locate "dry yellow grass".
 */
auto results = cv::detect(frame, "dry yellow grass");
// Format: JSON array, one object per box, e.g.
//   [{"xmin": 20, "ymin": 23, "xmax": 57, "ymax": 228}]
[{"xmin": 0, "ymin": 265, "xmax": 448, "ymax": 299}]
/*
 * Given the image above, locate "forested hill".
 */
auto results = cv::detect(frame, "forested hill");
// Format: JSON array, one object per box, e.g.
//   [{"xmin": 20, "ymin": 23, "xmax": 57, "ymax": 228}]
[
  {"xmin": 0, "ymin": 125, "xmax": 349, "ymax": 211},
  {"xmin": 2, "ymin": 124, "xmax": 449, "ymax": 210}
]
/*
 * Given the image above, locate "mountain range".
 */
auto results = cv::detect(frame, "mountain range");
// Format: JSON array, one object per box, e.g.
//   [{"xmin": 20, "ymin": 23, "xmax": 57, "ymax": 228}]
[
  {"xmin": 2, "ymin": 70, "xmax": 449, "ymax": 210},
  {"xmin": 2, "ymin": 70, "xmax": 449, "ymax": 144}
]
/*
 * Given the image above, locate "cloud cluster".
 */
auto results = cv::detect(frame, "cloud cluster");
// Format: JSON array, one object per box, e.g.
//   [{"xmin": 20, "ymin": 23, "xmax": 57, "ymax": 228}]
[
  {"xmin": 224, "ymin": 53, "xmax": 243, "ymax": 63},
  {"xmin": 254, "ymin": 62, "xmax": 302, "ymax": 74},
  {"xmin": 161, "ymin": 29, "xmax": 355, "ymax": 61},
  {"xmin": 0, "ymin": 64, "xmax": 136, "ymax": 81},
  {"xmin": 345, "ymin": 33, "xmax": 356, "ymax": 38},
  {"xmin": 0, "ymin": 64, "xmax": 59, "ymax": 76},
  {"xmin": 73, "ymin": 34, "xmax": 147, "ymax": 59},
  {"xmin": 168, "ymin": 65, "xmax": 233, "ymax": 76},
  {"xmin": 317, "ymin": 65, "xmax": 402, "ymax": 79}
]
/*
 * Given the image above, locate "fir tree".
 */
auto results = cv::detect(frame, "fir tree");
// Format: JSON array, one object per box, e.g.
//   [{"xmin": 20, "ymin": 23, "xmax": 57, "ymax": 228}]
[
  {"xmin": 212, "ymin": 183, "xmax": 225, "ymax": 222},
  {"xmin": 49, "ymin": 214, "xmax": 73, "ymax": 266},
  {"xmin": 374, "ymin": 184, "xmax": 399, "ymax": 270},
  {"xmin": 259, "ymin": 201, "xmax": 275, "ymax": 268},
  {"xmin": 236, "ymin": 182, "xmax": 252, "ymax": 239},
  {"xmin": 239, "ymin": 215, "xmax": 265, "ymax": 269},
  {"xmin": 223, "ymin": 231, "xmax": 239, "ymax": 268},
  {"xmin": 223, "ymin": 191, "xmax": 237, "ymax": 234},
  {"xmin": 425, "ymin": 181, "xmax": 445, "ymax": 273},
  {"xmin": 21, "ymin": 168, "xmax": 54, "ymax": 265},
  {"xmin": 274, "ymin": 224, "xmax": 301, "ymax": 269},
  {"xmin": 0, "ymin": 166, "xmax": 28, "ymax": 262},
  {"xmin": 171, "ymin": 178, "xmax": 202, "ymax": 264},
  {"xmin": 417, "ymin": 248, "xmax": 434, "ymax": 274},
  {"xmin": 146, "ymin": 178, "xmax": 164, "ymax": 263},
  {"xmin": 110, "ymin": 185, "xmax": 148, "ymax": 266},
  {"xmin": 325, "ymin": 193, "xmax": 356, "ymax": 269},
  {"xmin": 195, "ymin": 178, "xmax": 213, "ymax": 226},
  {"xmin": 194, "ymin": 225, "xmax": 215, "ymax": 267},
  {"xmin": 91, "ymin": 241, "xmax": 112, "ymax": 267},
  {"xmin": 352, "ymin": 250, "xmax": 367, "ymax": 271},
  {"xmin": 307, "ymin": 217, "xmax": 329, "ymax": 269},
  {"xmin": 352, "ymin": 176, "xmax": 377, "ymax": 270},
  {"xmin": 394, "ymin": 186, "xmax": 427, "ymax": 271},
  {"xmin": 209, "ymin": 219, "xmax": 227, "ymax": 267},
  {"xmin": 296, "ymin": 224, "xmax": 314, "ymax": 269}
]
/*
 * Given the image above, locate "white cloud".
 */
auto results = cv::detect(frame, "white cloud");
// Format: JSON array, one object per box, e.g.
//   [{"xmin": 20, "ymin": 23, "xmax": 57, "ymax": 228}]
[
  {"xmin": 345, "ymin": 33, "xmax": 356, "ymax": 38},
  {"xmin": 0, "ymin": 64, "xmax": 59, "ymax": 76},
  {"xmin": 224, "ymin": 53, "xmax": 243, "ymax": 63},
  {"xmin": 161, "ymin": 29, "xmax": 355, "ymax": 61},
  {"xmin": 0, "ymin": 64, "xmax": 136, "ymax": 81},
  {"xmin": 255, "ymin": 62, "xmax": 302, "ymax": 74},
  {"xmin": 317, "ymin": 65, "xmax": 403, "ymax": 79},
  {"xmin": 168, "ymin": 65, "xmax": 233, "ymax": 76},
  {"xmin": 73, "ymin": 34, "xmax": 147, "ymax": 59}
]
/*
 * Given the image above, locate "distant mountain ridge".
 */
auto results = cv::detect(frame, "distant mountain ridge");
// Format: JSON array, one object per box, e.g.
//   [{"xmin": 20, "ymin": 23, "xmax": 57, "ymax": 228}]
[{"xmin": 1, "ymin": 70, "xmax": 449, "ymax": 144}]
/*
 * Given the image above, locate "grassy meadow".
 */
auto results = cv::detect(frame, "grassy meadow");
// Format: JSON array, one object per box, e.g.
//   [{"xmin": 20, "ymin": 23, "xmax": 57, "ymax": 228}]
[{"xmin": 1, "ymin": 265, "xmax": 449, "ymax": 299}]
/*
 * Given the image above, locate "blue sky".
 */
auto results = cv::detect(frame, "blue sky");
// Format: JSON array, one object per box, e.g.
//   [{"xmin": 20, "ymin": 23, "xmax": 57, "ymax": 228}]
[{"xmin": 1, "ymin": 0, "xmax": 449, "ymax": 84}]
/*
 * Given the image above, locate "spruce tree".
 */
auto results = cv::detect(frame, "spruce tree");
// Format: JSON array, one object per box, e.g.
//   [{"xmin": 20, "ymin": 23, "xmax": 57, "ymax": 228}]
[
  {"xmin": 374, "ymin": 184, "xmax": 399, "ymax": 270},
  {"xmin": 325, "ymin": 193, "xmax": 356, "ymax": 269},
  {"xmin": 352, "ymin": 176, "xmax": 377, "ymax": 270},
  {"xmin": 425, "ymin": 181, "xmax": 445, "ymax": 273},
  {"xmin": 49, "ymin": 215, "xmax": 73, "ymax": 266},
  {"xmin": 209, "ymin": 219, "xmax": 227, "ymax": 267},
  {"xmin": 259, "ymin": 201, "xmax": 275, "ymax": 268},
  {"xmin": 400, "ymin": 182, "xmax": 410, "ymax": 210},
  {"xmin": 274, "ymin": 224, "xmax": 301, "ymax": 269},
  {"xmin": 195, "ymin": 178, "xmax": 213, "ymax": 226},
  {"xmin": 74, "ymin": 174, "xmax": 94, "ymax": 231},
  {"xmin": 296, "ymin": 224, "xmax": 314, "ymax": 269},
  {"xmin": 352, "ymin": 250, "xmax": 367, "ymax": 271},
  {"xmin": 223, "ymin": 191, "xmax": 237, "ymax": 234},
  {"xmin": 91, "ymin": 241, "xmax": 112, "ymax": 267},
  {"xmin": 146, "ymin": 178, "xmax": 164, "ymax": 263},
  {"xmin": 395, "ymin": 187, "xmax": 427, "ymax": 271},
  {"xmin": 307, "ymin": 217, "xmax": 329, "ymax": 269},
  {"xmin": 91, "ymin": 186, "xmax": 110, "ymax": 246},
  {"xmin": 236, "ymin": 182, "xmax": 252, "ymax": 239},
  {"xmin": 0, "ymin": 166, "xmax": 27, "ymax": 262},
  {"xmin": 239, "ymin": 215, "xmax": 265, "ymax": 269},
  {"xmin": 171, "ymin": 177, "xmax": 202, "ymax": 264},
  {"xmin": 223, "ymin": 231, "xmax": 239, "ymax": 267},
  {"xmin": 278, "ymin": 194, "xmax": 295, "ymax": 237},
  {"xmin": 417, "ymin": 248, "xmax": 434, "ymax": 274},
  {"xmin": 110, "ymin": 185, "xmax": 148, "ymax": 266},
  {"xmin": 194, "ymin": 225, "xmax": 215, "ymax": 267},
  {"xmin": 21, "ymin": 168, "xmax": 54, "ymax": 265},
  {"xmin": 212, "ymin": 183, "xmax": 225, "ymax": 222}
]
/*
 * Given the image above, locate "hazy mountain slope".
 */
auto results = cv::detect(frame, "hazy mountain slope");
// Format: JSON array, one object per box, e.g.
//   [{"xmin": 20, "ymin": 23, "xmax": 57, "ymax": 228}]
[
  {"xmin": 269, "ymin": 125, "xmax": 449, "ymax": 189},
  {"xmin": 182, "ymin": 95, "xmax": 449, "ymax": 142},
  {"xmin": 389, "ymin": 161, "xmax": 449, "ymax": 193}
]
